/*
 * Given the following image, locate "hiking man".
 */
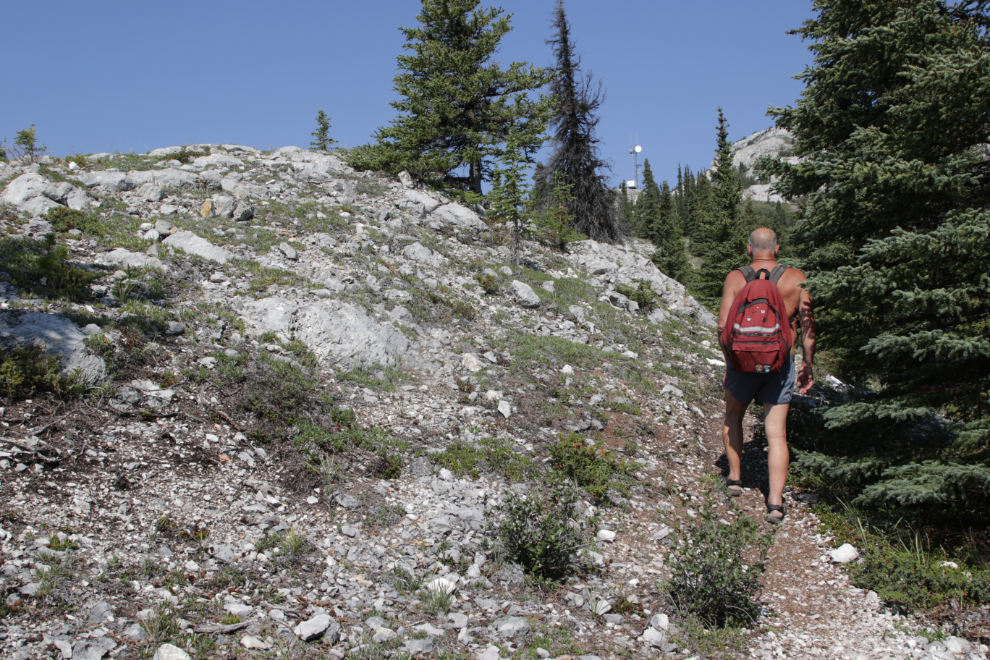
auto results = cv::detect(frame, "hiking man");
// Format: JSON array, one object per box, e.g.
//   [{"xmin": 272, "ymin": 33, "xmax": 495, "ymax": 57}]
[{"xmin": 717, "ymin": 228, "xmax": 816, "ymax": 524}]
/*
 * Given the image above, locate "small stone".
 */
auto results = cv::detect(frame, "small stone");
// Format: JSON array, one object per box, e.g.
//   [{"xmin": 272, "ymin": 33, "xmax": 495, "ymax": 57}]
[
  {"xmin": 166, "ymin": 322, "xmax": 184, "ymax": 335},
  {"xmin": 426, "ymin": 577, "xmax": 457, "ymax": 595},
  {"xmin": 198, "ymin": 357, "xmax": 217, "ymax": 369},
  {"xmin": 944, "ymin": 637, "xmax": 972, "ymax": 655},
  {"xmin": 152, "ymin": 644, "xmax": 191, "ymax": 660},
  {"xmin": 541, "ymin": 281, "xmax": 555, "ymax": 294},
  {"xmin": 596, "ymin": 530, "xmax": 616, "ymax": 542},
  {"xmin": 642, "ymin": 628, "xmax": 666, "ymax": 648},
  {"xmin": 650, "ymin": 613, "xmax": 669, "ymax": 631},
  {"xmin": 830, "ymin": 543, "xmax": 859, "ymax": 563},
  {"xmin": 54, "ymin": 639, "xmax": 72, "ymax": 658},
  {"xmin": 223, "ymin": 602, "xmax": 254, "ymax": 618},
  {"xmin": 405, "ymin": 638, "xmax": 434, "ymax": 654},
  {"xmin": 462, "ymin": 353, "xmax": 484, "ymax": 373},
  {"xmin": 477, "ymin": 647, "xmax": 501, "ymax": 660},
  {"xmin": 293, "ymin": 614, "xmax": 338, "ymax": 642},
  {"xmin": 240, "ymin": 635, "xmax": 271, "ymax": 650},
  {"xmin": 536, "ymin": 649, "xmax": 551, "ymax": 659},
  {"xmin": 561, "ymin": 364, "xmax": 574, "ymax": 374},
  {"xmin": 123, "ymin": 623, "xmax": 149, "ymax": 641},
  {"xmin": 372, "ymin": 628, "xmax": 396, "ymax": 643},
  {"xmin": 341, "ymin": 526, "xmax": 358, "ymax": 538},
  {"xmin": 278, "ymin": 242, "xmax": 298, "ymax": 260},
  {"xmin": 495, "ymin": 616, "xmax": 530, "ymax": 638},
  {"xmin": 447, "ymin": 613, "xmax": 469, "ymax": 629},
  {"xmin": 498, "ymin": 400, "xmax": 511, "ymax": 418}
]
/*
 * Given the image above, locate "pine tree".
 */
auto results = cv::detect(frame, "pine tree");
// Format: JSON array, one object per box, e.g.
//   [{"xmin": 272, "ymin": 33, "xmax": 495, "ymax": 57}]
[
  {"xmin": 488, "ymin": 95, "xmax": 552, "ymax": 265},
  {"xmin": 632, "ymin": 159, "xmax": 659, "ymax": 239},
  {"xmin": 618, "ymin": 181, "xmax": 635, "ymax": 229},
  {"xmin": 534, "ymin": 0, "xmax": 624, "ymax": 244},
  {"xmin": 768, "ymin": 0, "xmax": 990, "ymax": 522},
  {"xmin": 351, "ymin": 0, "xmax": 552, "ymax": 195},
  {"xmin": 687, "ymin": 171, "xmax": 710, "ymax": 254},
  {"xmin": 695, "ymin": 109, "xmax": 747, "ymax": 304},
  {"xmin": 650, "ymin": 181, "xmax": 692, "ymax": 284},
  {"xmin": 12, "ymin": 125, "xmax": 47, "ymax": 164},
  {"xmin": 310, "ymin": 108, "xmax": 336, "ymax": 151}
]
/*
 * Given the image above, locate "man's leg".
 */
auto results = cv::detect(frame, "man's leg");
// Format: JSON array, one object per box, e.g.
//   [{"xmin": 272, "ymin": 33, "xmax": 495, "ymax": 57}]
[
  {"xmin": 763, "ymin": 402, "xmax": 791, "ymax": 519},
  {"xmin": 723, "ymin": 389, "xmax": 748, "ymax": 492}
]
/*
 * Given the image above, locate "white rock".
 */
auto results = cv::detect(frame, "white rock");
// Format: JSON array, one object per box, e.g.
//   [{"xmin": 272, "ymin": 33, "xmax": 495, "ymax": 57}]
[
  {"xmin": 293, "ymin": 614, "xmax": 338, "ymax": 642},
  {"xmin": 240, "ymin": 635, "xmax": 271, "ymax": 650},
  {"xmin": 641, "ymin": 627, "xmax": 666, "ymax": 647},
  {"xmin": 498, "ymin": 400, "xmax": 511, "ymax": 418},
  {"xmin": 596, "ymin": 530, "xmax": 616, "ymax": 542},
  {"xmin": 830, "ymin": 543, "xmax": 860, "ymax": 563},
  {"xmin": 509, "ymin": 280, "xmax": 541, "ymax": 308},
  {"xmin": 561, "ymin": 364, "xmax": 574, "ymax": 374},
  {"xmin": 403, "ymin": 241, "xmax": 447, "ymax": 268},
  {"xmin": 462, "ymin": 353, "xmax": 484, "ymax": 372},
  {"xmin": 432, "ymin": 203, "xmax": 488, "ymax": 231},
  {"xmin": 152, "ymin": 645, "xmax": 191, "ymax": 660},
  {"xmin": 162, "ymin": 231, "xmax": 234, "ymax": 264}
]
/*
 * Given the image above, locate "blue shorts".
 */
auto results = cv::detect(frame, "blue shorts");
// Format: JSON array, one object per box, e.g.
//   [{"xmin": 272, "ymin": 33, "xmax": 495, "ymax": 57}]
[{"xmin": 724, "ymin": 355, "xmax": 796, "ymax": 407}]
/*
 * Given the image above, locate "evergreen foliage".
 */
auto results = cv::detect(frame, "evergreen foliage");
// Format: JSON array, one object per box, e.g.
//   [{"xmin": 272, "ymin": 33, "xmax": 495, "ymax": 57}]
[
  {"xmin": 632, "ymin": 159, "xmax": 659, "ymax": 239},
  {"xmin": 11, "ymin": 125, "xmax": 47, "ymax": 164},
  {"xmin": 650, "ymin": 181, "xmax": 692, "ymax": 284},
  {"xmin": 310, "ymin": 108, "xmax": 336, "ymax": 151},
  {"xmin": 488, "ymin": 96, "xmax": 552, "ymax": 264},
  {"xmin": 695, "ymin": 109, "xmax": 747, "ymax": 305},
  {"xmin": 349, "ymin": 0, "xmax": 552, "ymax": 195},
  {"xmin": 533, "ymin": 0, "xmax": 624, "ymax": 244},
  {"xmin": 769, "ymin": 0, "xmax": 990, "ymax": 522},
  {"xmin": 535, "ymin": 171, "xmax": 586, "ymax": 251}
]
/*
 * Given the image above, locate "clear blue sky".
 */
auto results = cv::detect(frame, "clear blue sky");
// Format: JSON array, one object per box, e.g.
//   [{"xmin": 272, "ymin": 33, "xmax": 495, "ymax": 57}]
[{"xmin": 5, "ymin": 0, "xmax": 813, "ymax": 187}]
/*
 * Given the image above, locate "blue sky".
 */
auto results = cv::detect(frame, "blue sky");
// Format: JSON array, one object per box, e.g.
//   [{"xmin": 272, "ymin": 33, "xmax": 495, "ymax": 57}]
[{"xmin": 5, "ymin": 0, "xmax": 813, "ymax": 187}]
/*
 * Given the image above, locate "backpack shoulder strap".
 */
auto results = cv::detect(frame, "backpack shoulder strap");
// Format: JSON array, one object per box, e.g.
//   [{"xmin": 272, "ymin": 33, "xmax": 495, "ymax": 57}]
[
  {"xmin": 768, "ymin": 264, "xmax": 789, "ymax": 285},
  {"xmin": 738, "ymin": 265, "xmax": 757, "ymax": 283}
]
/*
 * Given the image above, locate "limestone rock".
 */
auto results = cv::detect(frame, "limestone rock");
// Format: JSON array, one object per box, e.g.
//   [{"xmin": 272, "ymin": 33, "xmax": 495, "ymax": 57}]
[
  {"xmin": 0, "ymin": 312, "xmax": 106, "ymax": 385},
  {"xmin": 152, "ymin": 645, "xmax": 191, "ymax": 660},
  {"xmin": 293, "ymin": 614, "xmax": 338, "ymax": 642},
  {"xmin": 432, "ymin": 203, "xmax": 488, "ymax": 231},
  {"xmin": 1, "ymin": 173, "xmax": 96, "ymax": 216},
  {"xmin": 162, "ymin": 231, "xmax": 234, "ymax": 264},
  {"xmin": 509, "ymin": 280, "xmax": 540, "ymax": 308},
  {"xmin": 240, "ymin": 297, "xmax": 414, "ymax": 370},
  {"xmin": 830, "ymin": 544, "xmax": 859, "ymax": 564},
  {"xmin": 97, "ymin": 248, "xmax": 168, "ymax": 272},
  {"xmin": 403, "ymin": 242, "xmax": 447, "ymax": 268}
]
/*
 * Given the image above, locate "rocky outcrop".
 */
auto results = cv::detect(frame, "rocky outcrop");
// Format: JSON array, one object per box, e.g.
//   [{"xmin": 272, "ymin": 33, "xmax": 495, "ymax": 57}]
[
  {"xmin": 0, "ymin": 312, "xmax": 105, "ymax": 385},
  {"xmin": 1, "ymin": 172, "xmax": 97, "ymax": 216}
]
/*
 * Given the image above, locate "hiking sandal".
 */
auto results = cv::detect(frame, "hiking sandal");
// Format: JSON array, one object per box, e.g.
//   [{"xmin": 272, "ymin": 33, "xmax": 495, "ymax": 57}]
[
  {"xmin": 765, "ymin": 502, "xmax": 787, "ymax": 525},
  {"xmin": 726, "ymin": 479, "xmax": 743, "ymax": 497}
]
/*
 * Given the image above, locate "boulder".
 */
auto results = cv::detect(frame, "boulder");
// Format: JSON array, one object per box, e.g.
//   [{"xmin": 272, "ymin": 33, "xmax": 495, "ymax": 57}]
[
  {"xmin": 76, "ymin": 171, "xmax": 134, "ymax": 193},
  {"xmin": 135, "ymin": 183, "xmax": 164, "ymax": 202},
  {"xmin": 162, "ymin": 231, "xmax": 234, "ymax": 264},
  {"xmin": 96, "ymin": 248, "xmax": 168, "ymax": 272},
  {"xmin": 0, "ymin": 312, "xmax": 106, "ymax": 385},
  {"xmin": 221, "ymin": 177, "xmax": 269, "ymax": 199},
  {"xmin": 403, "ymin": 242, "xmax": 447, "ymax": 268},
  {"xmin": 1, "ymin": 173, "xmax": 97, "ymax": 216},
  {"xmin": 509, "ymin": 280, "xmax": 540, "ymax": 308},
  {"xmin": 293, "ymin": 614, "xmax": 339, "ymax": 643},
  {"xmin": 240, "ymin": 297, "xmax": 415, "ymax": 370},
  {"xmin": 403, "ymin": 190, "xmax": 441, "ymax": 214},
  {"xmin": 432, "ymin": 203, "xmax": 488, "ymax": 231}
]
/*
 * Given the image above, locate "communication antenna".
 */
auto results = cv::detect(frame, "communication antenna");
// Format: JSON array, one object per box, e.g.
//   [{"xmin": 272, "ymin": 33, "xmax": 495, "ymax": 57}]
[{"xmin": 628, "ymin": 137, "xmax": 643, "ymax": 189}]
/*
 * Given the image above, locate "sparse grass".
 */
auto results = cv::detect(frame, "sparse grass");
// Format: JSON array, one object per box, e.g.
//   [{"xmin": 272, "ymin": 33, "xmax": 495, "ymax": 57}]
[
  {"xmin": 389, "ymin": 567, "xmax": 422, "ymax": 594},
  {"xmin": 47, "ymin": 534, "xmax": 79, "ymax": 552},
  {"xmin": 140, "ymin": 603, "xmax": 180, "ymax": 645},
  {"xmin": 431, "ymin": 437, "xmax": 537, "ymax": 482},
  {"xmin": 423, "ymin": 585, "xmax": 454, "ymax": 616},
  {"xmin": 338, "ymin": 366, "xmax": 409, "ymax": 392},
  {"xmin": 257, "ymin": 527, "xmax": 312, "ymax": 570}
]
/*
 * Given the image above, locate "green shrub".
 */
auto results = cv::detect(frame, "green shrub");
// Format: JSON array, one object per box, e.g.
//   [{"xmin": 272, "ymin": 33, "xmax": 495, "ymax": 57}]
[
  {"xmin": 663, "ymin": 499, "xmax": 772, "ymax": 628},
  {"xmin": 431, "ymin": 437, "xmax": 536, "ymax": 482},
  {"xmin": 549, "ymin": 433, "xmax": 630, "ymax": 504},
  {"xmin": 614, "ymin": 280, "xmax": 658, "ymax": 312},
  {"xmin": 496, "ymin": 479, "xmax": 590, "ymax": 580},
  {"xmin": 475, "ymin": 273, "xmax": 500, "ymax": 295},
  {"xmin": 0, "ymin": 234, "xmax": 99, "ymax": 301},
  {"xmin": 0, "ymin": 346, "xmax": 83, "ymax": 399}
]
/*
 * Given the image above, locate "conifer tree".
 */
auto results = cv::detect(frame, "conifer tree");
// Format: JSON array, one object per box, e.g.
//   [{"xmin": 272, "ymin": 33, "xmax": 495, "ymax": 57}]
[
  {"xmin": 488, "ymin": 95, "xmax": 552, "ymax": 265},
  {"xmin": 310, "ymin": 108, "xmax": 336, "ymax": 151},
  {"xmin": 534, "ymin": 0, "xmax": 624, "ymax": 244},
  {"xmin": 618, "ymin": 181, "xmax": 635, "ymax": 229},
  {"xmin": 769, "ymin": 0, "xmax": 990, "ymax": 521},
  {"xmin": 650, "ymin": 181, "xmax": 691, "ymax": 284},
  {"xmin": 695, "ymin": 109, "xmax": 747, "ymax": 304},
  {"xmin": 352, "ymin": 0, "xmax": 552, "ymax": 195},
  {"xmin": 687, "ymin": 171, "xmax": 711, "ymax": 254},
  {"xmin": 632, "ymin": 159, "xmax": 659, "ymax": 239}
]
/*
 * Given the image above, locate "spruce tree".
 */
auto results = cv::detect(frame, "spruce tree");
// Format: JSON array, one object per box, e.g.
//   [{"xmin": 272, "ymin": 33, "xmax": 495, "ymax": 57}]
[
  {"xmin": 488, "ymin": 95, "xmax": 552, "ymax": 265},
  {"xmin": 769, "ymin": 0, "xmax": 990, "ymax": 522},
  {"xmin": 632, "ymin": 159, "xmax": 659, "ymax": 239},
  {"xmin": 352, "ymin": 0, "xmax": 552, "ymax": 195},
  {"xmin": 310, "ymin": 108, "xmax": 336, "ymax": 151},
  {"xmin": 695, "ymin": 109, "xmax": 747, "ymax": 305},
  {"xmin": 534, "ymin": 0, "xmax": 624, "ymax": 244},
  {"xmin": 650, "ymin": 181, "xmax": 692, "ymax": 284}
]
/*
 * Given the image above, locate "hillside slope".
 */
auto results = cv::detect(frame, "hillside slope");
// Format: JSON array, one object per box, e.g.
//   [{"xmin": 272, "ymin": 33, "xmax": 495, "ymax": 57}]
[{"xmin": 0, "ymin": 146, "xmax": 976, "ymax": 660}]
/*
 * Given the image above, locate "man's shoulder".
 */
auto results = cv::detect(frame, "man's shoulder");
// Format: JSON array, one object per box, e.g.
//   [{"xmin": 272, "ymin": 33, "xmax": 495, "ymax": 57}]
[{"xmin": 780, "ymin": 265, "xmax": 808, "ymax": 284}]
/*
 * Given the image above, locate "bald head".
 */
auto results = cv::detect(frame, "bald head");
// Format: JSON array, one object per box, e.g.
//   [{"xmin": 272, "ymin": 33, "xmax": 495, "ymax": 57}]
[{"xmin": 749, "ymin": 228, "xmax": 778, "ymax": 255}]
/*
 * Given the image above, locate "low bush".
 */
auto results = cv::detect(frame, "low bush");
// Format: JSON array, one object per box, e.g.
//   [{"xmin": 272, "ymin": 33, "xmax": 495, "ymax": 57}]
[
  {"xmin": 475, "ymin": 273, "xmax": 500, "ymax": 295},
  {"xmin": 431, "ymin": 437, "xmax": 536, "ymax": 482},
  {"xmin": 549, "ymin": 433, "xmax": 631, "ymax": 504},
  {"xmin": 496, "ymin": 479, "xmax": 590, "ymax": 580},
  {"xmin": 0, "ymin": 234, "xmax": 99, "ymax": 301},
  {"xmin": 0, "ymin": 346, "xmax": 84, "ymax": 399},
  {"xmin": 615, "ymin": 280, "xmax": 658, "ymax": 311},
  {"xmin": 46, "ymin": 207, "xmax": 104, "ymax": 235},
  {"xmin": 663, "ymin": 498, "xmax": 772, "ymax": 628}
]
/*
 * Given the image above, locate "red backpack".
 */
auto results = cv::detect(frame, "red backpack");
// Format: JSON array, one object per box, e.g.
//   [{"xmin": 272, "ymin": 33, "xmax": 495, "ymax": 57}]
[{"xmin": 722, "ymin": 265, "xmax": 792, "ymax": 373}]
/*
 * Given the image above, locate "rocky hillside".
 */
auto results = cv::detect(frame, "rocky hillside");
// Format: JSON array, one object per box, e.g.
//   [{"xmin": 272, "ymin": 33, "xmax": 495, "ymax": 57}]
[
  {"xmin": 708, "ymin": 127, "xmax": 799, "ymax": 205},
  {"xmin": 0, "ymin": 146, "xmax": 980, "ymax": 660}
]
